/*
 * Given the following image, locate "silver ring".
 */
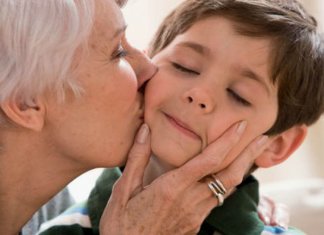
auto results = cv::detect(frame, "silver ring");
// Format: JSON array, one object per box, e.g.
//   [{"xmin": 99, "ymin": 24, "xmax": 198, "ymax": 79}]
[
  {"xmin": 211, "ymin": 175, "xmax": 227, "ymax": 195},
  {"xmin": 207, "ymin": 181, "xmax": 225, "ymax": 206},
  {"xmin": 215, "ymin": 192, "xmax": 224, "ymax": 206}
]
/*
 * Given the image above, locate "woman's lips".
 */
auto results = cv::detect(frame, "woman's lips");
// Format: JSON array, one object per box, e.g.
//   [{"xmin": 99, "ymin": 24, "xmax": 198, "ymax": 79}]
[{"xmin": 164, "ymin": 113, "xmax": 200, "ymax": 140}]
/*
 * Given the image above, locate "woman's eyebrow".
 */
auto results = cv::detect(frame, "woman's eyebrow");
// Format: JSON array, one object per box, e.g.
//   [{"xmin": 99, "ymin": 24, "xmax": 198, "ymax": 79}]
[
  {"xmin": 115, "ymin": 0, "xmax": 128, "ymax": 7},
  {"xmin": 111, "ymin": 24, "xmax": 127, "ymax": 40}
]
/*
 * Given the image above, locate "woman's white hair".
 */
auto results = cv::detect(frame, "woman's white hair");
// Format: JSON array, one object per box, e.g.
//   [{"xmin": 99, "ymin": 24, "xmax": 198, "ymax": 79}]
[{"xmin": 0, "ymin": 0, "xmax": 95, "ymax": 105}]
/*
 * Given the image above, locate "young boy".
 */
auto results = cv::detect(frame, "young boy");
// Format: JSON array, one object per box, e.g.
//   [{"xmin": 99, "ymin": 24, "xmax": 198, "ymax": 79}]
[{"xmin": 38, "ymin": 0, "xmax": 324, "ymax": 234}]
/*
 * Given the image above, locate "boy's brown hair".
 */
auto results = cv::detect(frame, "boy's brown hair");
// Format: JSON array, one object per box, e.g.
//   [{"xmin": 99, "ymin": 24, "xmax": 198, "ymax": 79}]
[{"xmin": 149, "ymin": 0, "xmax": 324, "ymax": 135}]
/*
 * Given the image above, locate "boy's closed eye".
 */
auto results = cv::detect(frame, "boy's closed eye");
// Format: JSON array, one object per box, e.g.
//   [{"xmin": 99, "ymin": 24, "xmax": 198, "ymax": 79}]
[
  {"xmin": 226, "ymin": 88, "xmax": 251, "ymax": 107},
  {"xmin": 171, "ymin": 62, "xmax": 252, "ymax": 107},
  {"xmin": 172, "ymin": 62, "xmax": 200, "ymax": 75}
]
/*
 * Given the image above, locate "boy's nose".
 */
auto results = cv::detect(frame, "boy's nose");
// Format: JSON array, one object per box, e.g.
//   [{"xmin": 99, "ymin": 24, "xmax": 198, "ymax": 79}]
[{"xmin": 183, "ymin": 88, "xmax": 215, "ymax": 113}]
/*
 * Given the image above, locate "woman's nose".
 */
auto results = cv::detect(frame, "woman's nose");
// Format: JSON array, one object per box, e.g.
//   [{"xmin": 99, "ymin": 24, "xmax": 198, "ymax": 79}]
[
  {"xmin": 183, "ymin": 88, "xmax": 215, "ymax": 113},
  {"xmin": 122, "ymin": 38, "xmax": 157, "ymax": 88},
  {"xmin": 138, "ymin": 54, "xmax": 157, "ymax": 88}
]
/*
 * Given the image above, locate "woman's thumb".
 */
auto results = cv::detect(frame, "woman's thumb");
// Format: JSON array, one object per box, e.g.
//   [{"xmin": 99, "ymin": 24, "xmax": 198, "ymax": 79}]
[{"xmin": 117, "ymin": 123, "xmax": 151, "ymax": 199}]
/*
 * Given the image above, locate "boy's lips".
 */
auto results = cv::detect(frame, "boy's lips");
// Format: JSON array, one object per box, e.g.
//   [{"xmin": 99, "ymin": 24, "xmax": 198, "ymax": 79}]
[{"xmin": 164, "ymin": 112, "xmax": 201, "ymax": 140}]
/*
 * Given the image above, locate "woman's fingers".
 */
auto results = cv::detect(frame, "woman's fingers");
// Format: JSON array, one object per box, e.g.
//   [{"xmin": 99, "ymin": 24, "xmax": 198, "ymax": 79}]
[
  {"xmin": 111, "ymin": 124, "xmax": 151, "ymax": 203},
  {"xmin": 214, "ymin": 135, "xmax": 269, "ymax": 189},
  {"xmin": 101, "ymin": 121, "xmax": 271, "ymax": 235},
  {"xmin": 160, "ymin": 121, "xmax": 247, "ymax": 196},
  {"xmin": 180, "ymin": 181, "xmax": 217, "ymax": 209},
  {"xmin": 179, "ymin": 133, "xmax": 270, "ymax": 219},
  {"xmin": 163, "ymin": 181, "xmax": 225, "ymax": 234},
  {"xmin": 100, "ymin": 124, "xmax": 154, "ymax": 235}
]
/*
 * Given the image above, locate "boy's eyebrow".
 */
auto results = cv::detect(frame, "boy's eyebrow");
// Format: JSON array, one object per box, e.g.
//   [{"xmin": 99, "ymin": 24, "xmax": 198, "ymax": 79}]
[
  {"xmin": 239, "ymin": 68, "xmax": 271, "ymax": 97},
  {"xmin": 176, "ymin": 41, "xmax": 271, "ymax": 96},
  {"xmin": 176, "ymin": 41, "xmax": 210, "ymax": 56}
]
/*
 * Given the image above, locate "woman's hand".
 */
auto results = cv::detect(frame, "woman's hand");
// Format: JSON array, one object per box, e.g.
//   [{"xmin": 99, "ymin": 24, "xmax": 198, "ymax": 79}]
[{"xmin": 100, "ymin": 122, "xmax": 269, "ymax": 235}]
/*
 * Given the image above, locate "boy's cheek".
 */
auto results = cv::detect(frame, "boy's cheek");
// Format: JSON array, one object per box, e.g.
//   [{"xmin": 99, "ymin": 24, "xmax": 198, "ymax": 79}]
[{"xmin": 221, "ymin": 132, "xmax": 257, "ymax": 168}]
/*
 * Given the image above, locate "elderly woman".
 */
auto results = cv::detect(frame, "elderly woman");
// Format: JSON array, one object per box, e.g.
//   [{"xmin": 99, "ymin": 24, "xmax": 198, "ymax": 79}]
[{"xmin": 0, "ymin": 0, "xmax": 265, "ymax": 234}]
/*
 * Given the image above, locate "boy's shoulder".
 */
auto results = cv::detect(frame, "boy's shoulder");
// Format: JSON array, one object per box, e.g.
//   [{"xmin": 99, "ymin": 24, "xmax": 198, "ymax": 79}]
[
  {"xmin": 37, "ymin": 168, "xmax": 121, "ymax": 235},
  {"xmin": 37, "ymin": 169, "xmax": 307, "ymax": 235},
  {"xmin": 37, "ymin": 201, "xmax": 92, "ymax": 235},
  {"xmin": 37, "ymin": 207, "xmax": 306, "ymax": 235}
]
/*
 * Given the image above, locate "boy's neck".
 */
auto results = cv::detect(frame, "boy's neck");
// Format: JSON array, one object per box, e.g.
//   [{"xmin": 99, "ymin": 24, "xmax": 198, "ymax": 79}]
[{"xmin": 143, "ymin": 155, "xmax": 176, "ymax": 186}]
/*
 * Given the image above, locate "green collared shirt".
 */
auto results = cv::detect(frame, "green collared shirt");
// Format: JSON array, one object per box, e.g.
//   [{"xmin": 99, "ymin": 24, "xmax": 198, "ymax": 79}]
[{"xmin": 38, "ymin": 168, "xmax": 304, "ymax": 235}]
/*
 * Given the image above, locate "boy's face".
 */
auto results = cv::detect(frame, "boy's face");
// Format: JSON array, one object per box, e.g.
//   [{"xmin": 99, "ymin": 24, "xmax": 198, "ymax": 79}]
[{"xmin": 145, "ymin": 17, "xmax": 279, "ymax": 169}]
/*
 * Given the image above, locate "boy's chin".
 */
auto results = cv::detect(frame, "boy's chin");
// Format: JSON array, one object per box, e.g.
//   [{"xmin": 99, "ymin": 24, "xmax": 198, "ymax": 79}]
[{"xmin": 151, "ymin": 150, "xmax": 196, "ymax": 171}]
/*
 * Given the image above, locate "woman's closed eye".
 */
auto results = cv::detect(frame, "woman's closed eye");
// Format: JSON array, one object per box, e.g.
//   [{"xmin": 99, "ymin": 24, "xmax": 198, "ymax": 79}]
[
  {"xmin": 111, "ymin": 44, "xmax": 128, "ymax": 60},
  {"xmin": 227, "ymin": 88, "xmax": 251, "ymax": 107},
  {"xmin": 172, "ymin": 62, "xmax": 200, "ymax": 75}
]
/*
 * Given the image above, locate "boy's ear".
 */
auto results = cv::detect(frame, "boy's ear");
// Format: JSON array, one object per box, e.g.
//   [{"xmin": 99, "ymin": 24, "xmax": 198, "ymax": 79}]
[
  {"xmin": 0, "ymin": 97, "xmax": 46, "ymax": 131},
  {"xmin": 255, "ymin": 125, "xmax": 307, "ymax": 168}
]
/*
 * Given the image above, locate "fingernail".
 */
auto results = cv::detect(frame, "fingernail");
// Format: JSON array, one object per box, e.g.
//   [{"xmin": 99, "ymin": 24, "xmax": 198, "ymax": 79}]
[
  {"xmin": 256, "ymin": 135, "xmax": 268, "ymax": 146},
  {"xmin": 136, "ymin": 123, "xmax": 149, "ymax": 144},
  {"xmin": 236, "ymin": 121, "xmax": 247, "ymax": 134}
]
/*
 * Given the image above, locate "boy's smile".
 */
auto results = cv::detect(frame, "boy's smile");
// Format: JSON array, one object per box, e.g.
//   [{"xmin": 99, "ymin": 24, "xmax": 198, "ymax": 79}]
[
  {"xmin": 145, "ymin": 16, "xmax": 279, "ymax": 169},
  {"xmin": 163, "ymin": 112, "xmax": 201, "ymax": 140}
]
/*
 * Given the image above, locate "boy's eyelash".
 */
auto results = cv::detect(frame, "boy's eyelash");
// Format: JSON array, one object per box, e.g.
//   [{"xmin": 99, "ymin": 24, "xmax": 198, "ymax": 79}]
[
  {"xmin": 172, "ymin": 62, "xmax": 200, "ymax": 75},
  {"xmin": 227, "ymin": 88, "xmax": 251, "ymax": 107},
  {"xmin": 171, "ymin": 62, "xmax": 250, "ymax": 107}
]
